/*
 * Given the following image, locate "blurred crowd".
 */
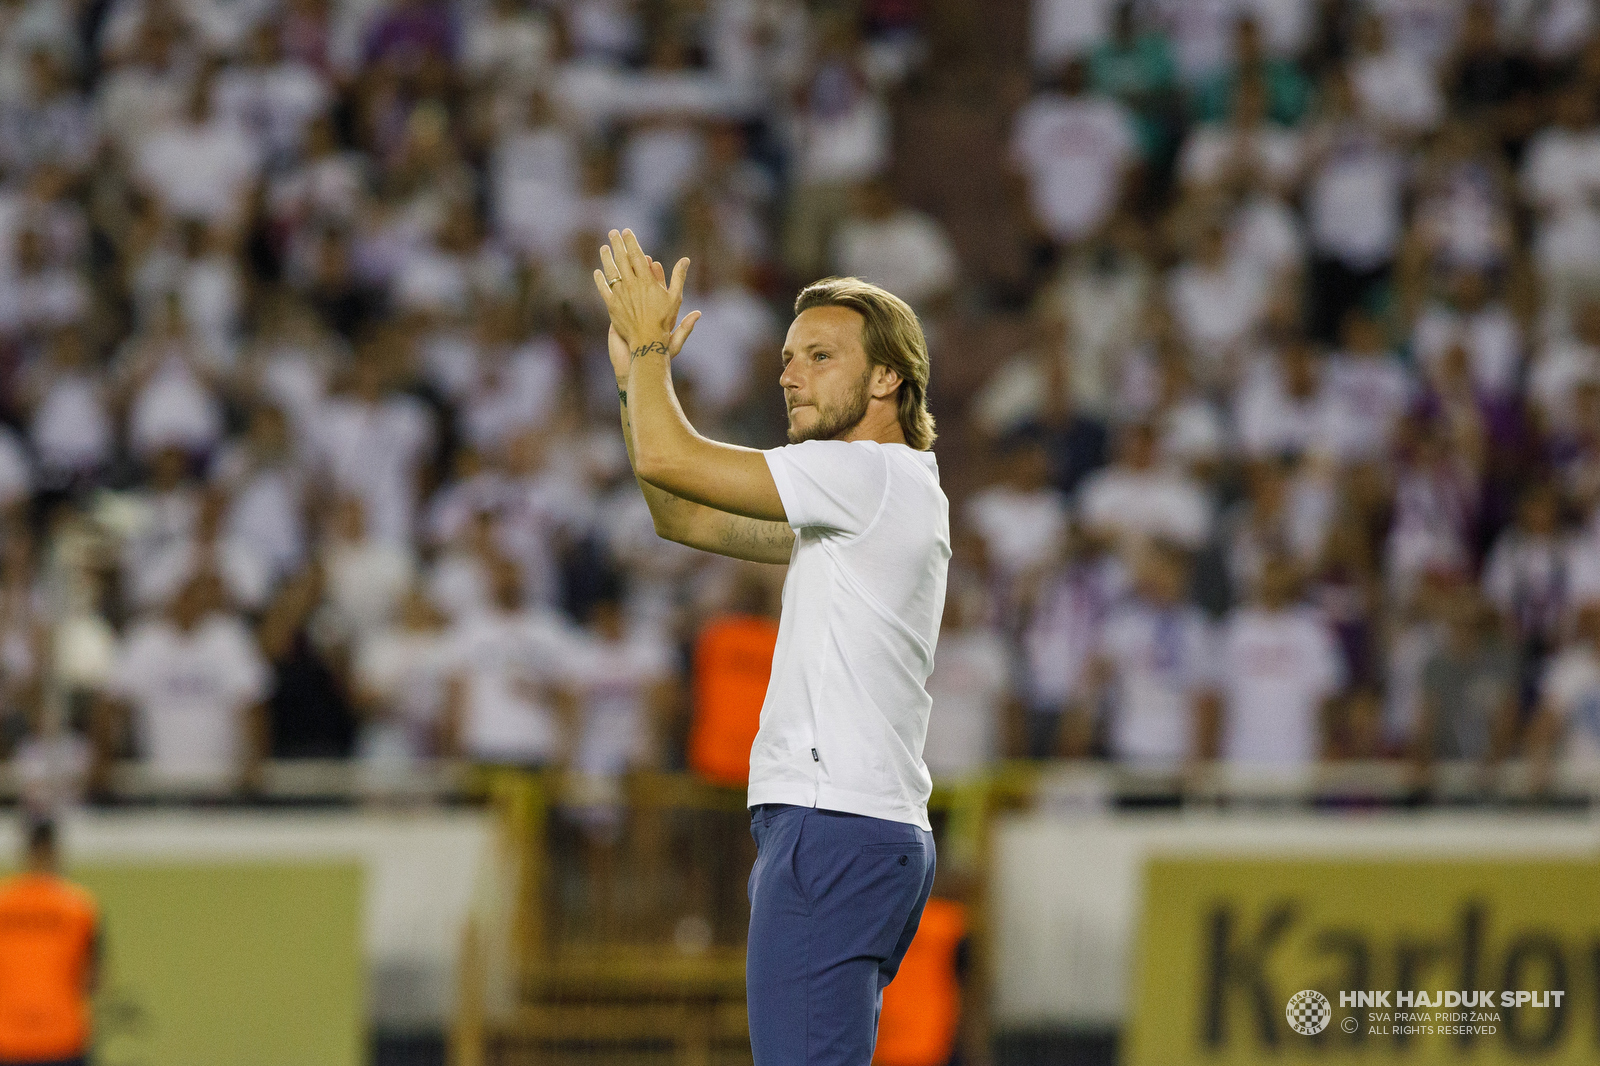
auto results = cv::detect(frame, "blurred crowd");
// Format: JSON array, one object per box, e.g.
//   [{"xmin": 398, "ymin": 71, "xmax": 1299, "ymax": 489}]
[{"xmin": 3, "ymin": 0, "xmax": 1600, "ymax": 811}]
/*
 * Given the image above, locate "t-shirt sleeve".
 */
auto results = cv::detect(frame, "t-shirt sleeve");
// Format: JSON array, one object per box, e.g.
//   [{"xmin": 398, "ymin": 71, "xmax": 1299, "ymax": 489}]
[{"xmin": 763, "ymin": 440, "xmax": 889, "ymax": 535}]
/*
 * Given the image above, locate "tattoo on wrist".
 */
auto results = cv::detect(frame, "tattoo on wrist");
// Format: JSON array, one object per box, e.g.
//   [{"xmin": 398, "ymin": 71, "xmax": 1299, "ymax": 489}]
[
  {"xmin": 617, "ymin": 388, "xmax": 627, "ymax": 406},
  {"xmin": 630, "ymin": 340, "xmax": 668, "ymax": 361}
]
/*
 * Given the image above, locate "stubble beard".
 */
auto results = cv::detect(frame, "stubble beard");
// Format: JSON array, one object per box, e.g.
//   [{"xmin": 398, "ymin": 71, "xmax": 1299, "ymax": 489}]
[{"xmin": 787, "ymin": 369, "xmax": 872, "ymax": 444}]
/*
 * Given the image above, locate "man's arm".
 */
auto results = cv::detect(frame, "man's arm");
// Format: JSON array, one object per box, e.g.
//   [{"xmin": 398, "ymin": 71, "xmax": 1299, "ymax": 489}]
[
  {"xmin": 610, "ymin": 327, "xmax": 794, "ymax": 564},
  {"xmin": 597, "ymin": 229, "xmax": 789, "ymax": 523}
]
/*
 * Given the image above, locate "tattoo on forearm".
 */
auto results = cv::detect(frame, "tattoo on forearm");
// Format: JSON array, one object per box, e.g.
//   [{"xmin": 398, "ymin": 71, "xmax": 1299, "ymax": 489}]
[
  {"xmin": 618, "ymin": 388, "xmax": 627, "ymax": 407},
  {"xmin": 630, "ymin": 340, "xmax": 668, "ymax": 361},
  {"xmin": 716, "ymin": 518, "xmax": 793, "ymax": 553}
]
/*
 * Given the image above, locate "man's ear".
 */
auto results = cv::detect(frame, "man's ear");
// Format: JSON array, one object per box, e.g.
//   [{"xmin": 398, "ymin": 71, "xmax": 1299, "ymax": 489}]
[{"xmin": 869, "ymin": 364, "xmax": 903, "ymax": 400}]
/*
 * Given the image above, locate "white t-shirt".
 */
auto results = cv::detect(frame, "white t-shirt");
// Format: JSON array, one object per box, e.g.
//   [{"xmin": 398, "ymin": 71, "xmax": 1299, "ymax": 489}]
[
  {"xmin": 922, "ymin": 627, "xmax": 1009, "ymax": 778},
  {"xmin": 109, "ymin": 614, "xmax": 271, "ymax": 783},
  {"xmin": 756, "ymin": 439, "xmax": 951, "ymax": 829},
  {"xmin": 30, "ymin": 371, "xmax": 111, "ymax": 475},
  {"xmin": 1179, "ymin": 126, "xmax": 1303, "ymax": 190},
  {"xmin": 830, "ymin": 209, "xmax": 958, "ymax": 310},
  {"xmin": 964, "ymin": 484, "xmax": 1070, "ymax": 578},
  {"xmin": 1520, "ymin": 126, "xmax": 1600, "ymax": 212},
  {"xmin": 1411, "ymin": 302, "xmax": 1522, "ymax": 397},
  {"xmin": 671, "ymin": 284, "xmax": 777, "ymax": 412},
  {"xmin": 449, "ymin": 607, "xmax": 576, "ymax": 765},
  {"xmin": 135, "ymin": 119, "xmax": 262, "ymax": 223},
  {"xmin": 1099, "ymin": 601, "xmax": 1216, "ymax": 768},
  {"xmin": 355, "ymin": 627, "xmax": 457, "ymax": 754},
  {"xmin": 1167, "ymin": 258, "xmax": 1269, "ymax": 367},
  {"xmin": 1219, "ymin": 606, "xmax": 1343, "ymax": 765},
  {"xmin": 1010, "ymin": 93, "xmax": 1135, "ymax": 242},
  {"xmin": 568, "ymin": 629, "xmax": 672, "ymax": 776},
  {"xmin": 1077, "ymin": 466, "xmax": 1214, "ymax": 550},
  {"xmin": 1314, "ymin": 352, "xmax": 1415, "ymax": 463},
  {"xmin": 1232, "ymin": 353, "xmax": 1320, "ymax": 457},
  {"xmin": 1307, "ymin": 135, "xmax": 1404, "ymax": 268},
  {"xmin": 1351, "ymin": 50, "xmax": 1443, "ymax": 133},
  {"xmin": 1541, "ymin": 645, "xmax": 1600, "ymax": 767}
]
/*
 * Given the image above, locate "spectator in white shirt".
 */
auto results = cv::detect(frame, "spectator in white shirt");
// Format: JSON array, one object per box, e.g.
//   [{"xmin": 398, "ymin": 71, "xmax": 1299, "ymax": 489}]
[
  {"xmin": 830, "ymin": 178, "xmax": 958, "ymax": 313},
  {"xmin": 23, "ymin": 327, "xmax": 112, "ymax": 488},
  {"xmin": 134, "ymin": 64, "xmax": 262, "ymax": 226},
  {"xmin": 1225, "ymin": 457, "xmax": 1332, "ymax": 598},
  {"xmin": 99, "ymin": 570, "xmax": 271, "ymax": 789},
  {"xmin": 1304, "ymin": 72, "xmax": 1405, "ymax": 340},
  {"xmin": 1078, "ymin": 420, "xmax": 1214, "ymax": 553},
  {"xmin": 1017, "ymin": 527, "xmax": 1122, "ymax": 758},
  {"xmin": 782, "ymin": 17, "xmax": 891, "ymax": 280},
  {"xmin": 1166, "ymin": 216, "xmax": 1268, "ymax": 377},
  {"xmin": 212, "ymin": 21, "xmax": 329, "ymax": 168},
  {"xmin": 215, "ymin": 405, "xmax": 307, "ymax": 594},
  {"xmin": 1349, "ymin": 9, "xmax": 1445, "ymax": 135},
  {"xmin": 965, "ymin": 434, "xmax": 1071, "ymax": 583},
  {"xmin": 1214, "ymin": 555, "xmax": 1344, "ymax": 767},
  {"xmin": 1088, "ymin": 541, "xmax": 1217, "ymax": 769},
  {"xmin": 119, "ymin": 294, "xmax": 227, "ymax": 461},
  {"xmin": 924, "ymin": 579, "xmax": 1012, "ymax": 774},
  {"xmin": 1411, "ymin": 268, "xmax": 1522, "ymax": 398},
  {"xmin": 442, "ymin": 557, "xmax": 576, "ymax": 767},
  {"xmin": 669, "ymin": 257, "xmax": 780, "ymax": 419},
  {"xmin": 316, "ymin": 341, "xmax": 436, "ymax": 547},
  {"xmin": 1314, "ymin": 307, "xmax": 1415, "ymax": 465},
  {"xmin": 1178, "ymin": 76, "xmax": 1304, "ymax": 194},
  {"xmin": 1233, "ymin": 336, "xmax": 1323, "ymax": 458},
  {"xmin": 1529, "ymin": 601, "xmax": 1600, "ymax": 791},
  {"xmin": 352, "ymin": 585, "xmax": 455, "ymax": 770},
  {"xmin": 565, "ymin": 590, "xmax": 674, "ymax": 824},
  {"xmin": 318, "ymin": 494, "xmax": 416, "ymax": 646},
  {"xmin": 1483, "ymin": 482, "xmax": 1574, "ymax": 670},
  {"xmin": 1530, "ymin": 291, "xmax": 1600, "ymax": 434},
  {"xmin": 1519, "ymin": 85, "xmax": 1600, "ymax": 215},
  {"xmin": 1009, "ymin": 58, "xmax": 1138, "ymax": 245}
]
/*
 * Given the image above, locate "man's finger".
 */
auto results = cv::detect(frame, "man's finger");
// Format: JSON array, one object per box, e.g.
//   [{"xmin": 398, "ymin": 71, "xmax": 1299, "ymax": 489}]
[
  {"xmin": 620, "ymin": 228, "xmax": 649, "ymax": 276},
  {"xmin": 667, "ymin": 310, "xmax": 702, "ymax": 357},
  {"xmin": 592, "ymin": 268, "xmax": 616, "ymax": 308},
  {"xmin": 650, "ymin": 259, "xmax": 668, "ymax": 287},
  {"xmin": 668, "ymin": 258, "xmax": 690, "ymax": 304},
  {"xmin": 599, "ymin": 244, "xmax": 624, "ymax": 286},
  {"xmin": 607, "ymin": 230, "xmax": 635, "ymax": 280}
]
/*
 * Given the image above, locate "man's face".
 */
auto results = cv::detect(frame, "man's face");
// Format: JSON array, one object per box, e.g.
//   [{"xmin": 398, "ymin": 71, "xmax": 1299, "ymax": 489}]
[{"xmin": 780, "ymin": 306, "xmax": 875, "ymax": 444}]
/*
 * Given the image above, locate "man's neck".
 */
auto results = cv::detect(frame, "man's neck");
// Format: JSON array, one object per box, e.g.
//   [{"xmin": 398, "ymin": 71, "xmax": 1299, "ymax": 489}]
[{"xmin": 835, "ymin": 407, "xmax": 906, "ymax": 447}]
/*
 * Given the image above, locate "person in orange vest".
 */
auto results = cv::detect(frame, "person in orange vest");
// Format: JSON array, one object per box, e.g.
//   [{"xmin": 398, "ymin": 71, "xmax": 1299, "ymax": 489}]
[
  {"xmin": 0, "ymin": 821, "xmax": 99, "ymax": 1066},
  {"xmin": 873, "ymin": 889, "xmax": 969, "ymax": 1066},
  {"xmin": 688, "ymin": 573, "xmax": 780, "ymax": 786}
]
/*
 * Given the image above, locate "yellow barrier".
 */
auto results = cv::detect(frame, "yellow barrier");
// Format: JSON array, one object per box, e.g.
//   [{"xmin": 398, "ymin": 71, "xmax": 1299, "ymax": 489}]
[
  {"xmin": 1129, "ymin": 858, "xmax": 1600, "ymax": 1066},
  {"xmin": 452, "ymin": 768, "xmax": 1022, "ymax": 1066}
]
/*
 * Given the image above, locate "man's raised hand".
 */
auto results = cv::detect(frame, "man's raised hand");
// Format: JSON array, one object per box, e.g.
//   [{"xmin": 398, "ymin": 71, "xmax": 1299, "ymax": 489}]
[{"xmin": 592, "ymin": 228, "xmax": 700, "ymax": 359}]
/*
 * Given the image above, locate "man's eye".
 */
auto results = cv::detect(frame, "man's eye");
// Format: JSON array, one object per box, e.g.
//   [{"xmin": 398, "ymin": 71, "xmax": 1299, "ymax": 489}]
[{"xmin": 814, "ymin": 352, "xmax": 828, "ymax": 361}]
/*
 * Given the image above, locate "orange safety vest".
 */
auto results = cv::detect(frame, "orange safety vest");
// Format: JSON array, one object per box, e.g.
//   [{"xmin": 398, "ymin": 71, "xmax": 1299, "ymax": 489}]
[
  {"xmin": 0, "ymin": 872, "xmax": 97, "ymax": 1062},
  {"xmin": 687, "ymin": 614, "xmax": 779, "ymax": 786},
  {"xmin": 874, "ymin": 897, "xmax": 967, "ymax": 1066}
]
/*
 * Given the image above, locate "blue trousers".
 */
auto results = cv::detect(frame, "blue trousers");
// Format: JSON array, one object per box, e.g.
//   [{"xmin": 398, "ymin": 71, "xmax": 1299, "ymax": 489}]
[{"xmin": 746, "ymin": 803, "xmax": 936, "ymax": 1065}]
